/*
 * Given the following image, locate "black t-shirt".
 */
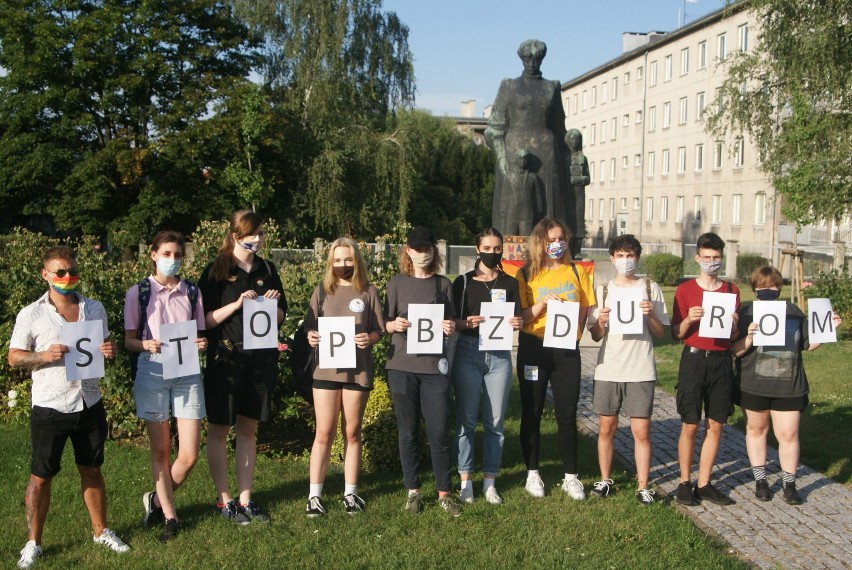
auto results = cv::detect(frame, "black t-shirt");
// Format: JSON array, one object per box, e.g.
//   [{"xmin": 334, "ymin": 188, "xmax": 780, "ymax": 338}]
[
  {"xmin": 198, "ymin": 256, "xmax": 288, "ymax": 345},
  {"xmin": 452, "ymin": 271, "xmax": 522, "ymax": 338}
]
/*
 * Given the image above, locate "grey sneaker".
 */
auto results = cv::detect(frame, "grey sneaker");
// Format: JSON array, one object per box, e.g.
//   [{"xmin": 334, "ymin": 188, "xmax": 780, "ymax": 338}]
[
  {"xmin": 404, "ymin": 492, "xmax": 424, "ymax": 514},
  {"xmin": 755, "ymin": 479, "xmax": 772, "ymax": 502},
  {"xmin": 158, "ymin": 518, "xmax": 180, "ymax": 543},
  {"xmin": 342, "ymin": 493, "xmax": 366, "ymax": 514},
  {"xmin": 215, "ymin": 500, "xmax": 250, "ymax": 525},
  {"xmin": 239, "ymin": 501, "xmax": 270, "ymax": 523},
  {"xmin": 17, "ymin": 540, "xmax": 42, "ymax": 569},
  {"xmin": 306, "ymin": 496, "xmax": 326, "ymax": 518},
  {"xmin": 459, "ymin": 486, "xmax": 474, "ymax": 504},
  {"xmin": 636, "ymin": 488, "xmax": 656, "ymax": 505},
  {"xmin": 438, "ymin": 494, "xmax": 463, "ymax": 517},
  {"xmin": 782, "ymin": 482, "xmax": 803, "ymax": 505},
  {"xmin": 93, "ymin": 528, "xmax": 130, "ymax": 553},
  {"xmin": 591, "ymin": 478, "xmax": 614, "ymax": 498},
  {"xmin": 142, "ymin": 491, "xmax": 164, "ymax": 528}
]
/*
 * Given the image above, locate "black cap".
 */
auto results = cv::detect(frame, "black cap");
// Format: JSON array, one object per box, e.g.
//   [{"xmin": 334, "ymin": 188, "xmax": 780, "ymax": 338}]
[{"xmin": 406, "ymin": 227, "xmax": 435, "ymax": 248}]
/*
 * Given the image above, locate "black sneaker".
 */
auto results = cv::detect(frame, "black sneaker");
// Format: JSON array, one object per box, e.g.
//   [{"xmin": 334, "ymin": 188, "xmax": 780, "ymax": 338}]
[
  {"xmin": 158, "ymin": 518, "xmax": 180, "ymax": 543},
  {"xmin": 306, "ymin": 496, "xmax": 326, "ymax": 518},
  {"xmin": 636, "ymin": 488, "xmax": 656, "ymax": 505},
  {"xmin": 404, "ymin": 492, "xmax": 424, "ymax": 514},
  {"xmin": 755, "ymin": 479, "xmax": 772, "ymax": 502},
  {"xmin": 782, "ymin": 482, "xmax": 803, "ymax": 505},
  {"xmin": 238, "ymin": 501, "xmax": 270, "ymax": 523},
  {"xmin": 438, "ymin": 494, "xmax": 462, "ymax": 518},
  {"xmin": 342, "ymin": 493, "xmax": 366, "ymax": 515},
  {"xmin": 695, "ymin": 482, "xmax": 734, "ymax": 506},
  {"xmin": 675, "ymin": 481, "xmax": 696, "ymax": 506},
  {"xmin": 215, "ymin": 500, "xmax": 250, "ymax": 525},
  {"xmin": 142, "ymin": 491, "xmax": 164, "ymax": 528},
  {"xmin": 591, "ymin": 478, "xmax": 614, "ymax": 498}
]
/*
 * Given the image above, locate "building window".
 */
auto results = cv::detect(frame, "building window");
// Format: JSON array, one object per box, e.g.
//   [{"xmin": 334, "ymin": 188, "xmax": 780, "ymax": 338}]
[
  {"xmin": 648, "ymin": 106, "xmax": 657, "ymax": 131},
  {"xmin": 599, "ymin": 199, "xmax": 605, "ymax": 220},
  {"xmin": 681, "ymin": 47, "xmax": 689, "ymax": 75},
  {"xmin": 600, "ymin": 160, "xmax": 606, "ymax": 182},
  {"xmin": 610, "ymin": 198, "xmax": 616, "ymax": 220},
  {"xmin": 602, "ymin": 82, "xmax": 608, "ymax": 103},
  {"xmin": 623, "ymin": 113, "xmax": 630, "ymax": 126},
  {"xmin": 712, "ymin": 195, "xmax": 722, "ymax": 223},
  {"xmin": 697, "ymin": 91, "xmax": 706, "ymax": 119},
  {"xmin": 664, "ymin": 54, "xmax": 673, "ymax": 82},
  {"xmin": 716, "ymin": 86, "xmax": 724, "ymax": 114},
  {"xmin": 647, "ymin": 151, "xmax": 655, "ymax": 176},
  {"xmin": 734, "ymin": 137, "xmax": 745, "ymax": 167},
  {"xmin": 612, "ymin": 77, "xmax": 619, "ymax": 99},
  {"xmin": 591, "ymin": 85, "xmax": 597, "ymax": 107},
  {"xmin": 637, "ymin": 65, "xmax": 644, "ymax": 79},
  {"xmin": 611, "ymin": 117, "xmax": 617, "ymax": 140},
  {"xmin": 610, "ymin": 158, "xmax": 616, "ymax": 180},
  {"xmin": 649, "ymin": 60, "xmax": 657, "ymax": 86},
  {"xmin": 695, "ymin": 143, "xmax": 704, "ymax": 171},
  {"xmin": 625, "ymin": 71, "xmax": 631, "ymax": 84},
  {"xmin": 621, "ymin": 197, "xmax": 628, "ymax": 209},
  {"xmin": 678, "ymin": 146, "xmax": 687, "ymax": 173},
  {"xmin": 663, "ymin": 101, "xmax": 672, "ymax": 128},
  {"xmin": 738, "ymin": 23, "xmax": 749, "ymax": 52},
  {"xmin": 755, "ymin": 192, "xmax": 766, "ymax": 224},
  {"xmin": 717, "ymin": 32, "xmax": 727, "ymax": 61},
  {"xmin": 582, "ymin": 90, "xmax": 588, "ymax": 111},
  {"xmin": 676, "ymin": 195, "xmax": 685, "ymax": 222},
  {"xmin": 662, "ymin": 149, "xmax": 670, "ymax": 175},
  {"xmin": 590, "ymin": 123, "xmax": 596, "ymax": 144},
  {"xmin": 732, "ymin": 194, "xmax": 742, "ymax": 224},
  {"xmin": 633, "ymin": 197, "xmax": 640, "ymax": 210},
  {"xmin": 634, "ymin": 153, "xmax": 642, "ymax": 167},
  {"xmin": 661, "ymin": 196, "xmax": 669, "ymax": 221},
  {"xmin": 588, "ymin": 199, "xmax": 595, "ymax": 220},
  {"xmin": 679, "ymin": 97, "xmax": 688, "ymax": 125},
  {"xmin": 646, "ymin": 197, "xmax": 654, "ymax": 221},
  {"xmin": 694, "ymin": 195, "xmax": 703, "ymax": 222},
  {"xmin": 572, "ymin": 94, "xmax": 578, "ymax": 114},
  {"xmin": 636, "ymin": 110, "xmax": 643, "ymax": 123},
  {"xmin": 589, "ymin": 161, "xmax": 595, "ymax": 181},
  {"xmin": 714, "ymin": 141, "xmax": 723, "ymax": 169},
  {"xmin": 600, "ymin": 121, "xmax": 607, "ymax": 143},
  {"xmin": 698, "ymin": 40, "xmax": 707, "ymax": 69},
  {"xmin": 622, "ymin": 156, "xmax": 629, "ymax": 168}
]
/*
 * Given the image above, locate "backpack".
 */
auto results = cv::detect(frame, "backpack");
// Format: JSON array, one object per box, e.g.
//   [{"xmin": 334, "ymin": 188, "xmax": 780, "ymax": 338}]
[
  {"xmin": 130, "ymin": 277, "xmax": 199, "ymax": 381},
  {"xmin": 288, "ymin": 285, "xmax": 326, "ymax": 403}
]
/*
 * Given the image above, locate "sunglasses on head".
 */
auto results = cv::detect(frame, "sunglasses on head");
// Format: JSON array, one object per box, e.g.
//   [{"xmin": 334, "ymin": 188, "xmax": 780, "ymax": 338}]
[{"xmin": 50, "ymin": 268, "xmax": 79, "ymax": 278}]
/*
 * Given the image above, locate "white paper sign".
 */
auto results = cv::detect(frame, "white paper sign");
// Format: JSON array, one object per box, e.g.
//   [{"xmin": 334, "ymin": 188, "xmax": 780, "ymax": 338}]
[
  {"xmin": 543, "ymin": 300, "xmax": 581, "ymax": 349},
  {"xmin": 159, "ymin": 321, "xmax": 200, "ymax": 379},
  {"xmin": 318, "ymin": 316, "xmax": 356, "ymax": 369},
  {"xmin": 607, "ymin": 286, "xmax": 644, "ymax": 335},
  {"xmin": 407, "ymin": 304, "xmax": 444, "ymax": 354},
  {"xmin": 479, "ymin": 302, "xmax": 515, "ymax": 351},
  {"xmin": 61, "ymin": 320, "xmax": 105, "ymax": 381},
  {"xmin": 243, "ymin": 297, "xmax": 278, "ymax": 349},
  {"xmin": 698, "ymin": 292, "xmax": 737, "ymax": 339},
  {"xmin": 808, "ymin": 298, "xmax": 837, "ymax": 344},
  {"xmin": 752, "ymin": 301, "xmax": 787, "ymax": 347}
]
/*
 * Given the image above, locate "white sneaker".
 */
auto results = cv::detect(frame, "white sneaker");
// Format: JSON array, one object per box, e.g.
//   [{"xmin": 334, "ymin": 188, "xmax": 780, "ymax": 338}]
[
  {"xmin": 525, "ymin": 473, "xmax": 545, "ymax": 498},
  {"xmin": 93, "ymin": 528, "xmax": 130, "ymax": 553},
  {"xmin": 459, "ymin": 486, "xmax": 474, "ymax": 504},
  {"xmin": 561, "ymin": 476, "xmax": 586, "ymax": 500},
  {"xmin": 17, "ymin": 541, "xmax": 41, "ymax": 569},
  {"xmin": 484, "ymin": 486, "xmax": 504, "ymax": 505}
]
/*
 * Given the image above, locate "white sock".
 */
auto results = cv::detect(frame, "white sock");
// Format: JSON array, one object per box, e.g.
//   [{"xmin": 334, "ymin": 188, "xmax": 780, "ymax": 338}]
[
  {"xmin": 309, "ymin": 483, "xmax": 323, "ymax": 499},
  {"xmin": 408, "ymin": 489, "xmax": 420, "ymax": 497},
  {"xmin": 344, "ymin": 483, "xmax": 357, "ymax": 496},
  {"xmin": 527, "ymin": 470, "xmax": 540, "ymax": 479},
  {"xmin": 460, "ymin": 479, "xmax": 471, "ymax": 490},
  {"xmin": 483, "ymin": 477, "xmax": 496, "ymax": 492}
]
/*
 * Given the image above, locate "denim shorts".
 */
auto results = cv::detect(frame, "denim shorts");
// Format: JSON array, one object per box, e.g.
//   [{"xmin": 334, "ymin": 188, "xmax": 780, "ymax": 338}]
[{"xmin": 134, "ymin": 353, "xmax": 206, "ymax": 421}]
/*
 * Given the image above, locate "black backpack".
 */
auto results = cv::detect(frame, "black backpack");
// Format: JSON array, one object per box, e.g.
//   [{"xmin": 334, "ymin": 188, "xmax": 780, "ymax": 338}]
[
  {"xmin": 129, "ymin": 277, "xmax": 199, "ymax": 381},
  {"xmin": 288, "ymin": 286, "xmax": 326, "ymax": 403}
]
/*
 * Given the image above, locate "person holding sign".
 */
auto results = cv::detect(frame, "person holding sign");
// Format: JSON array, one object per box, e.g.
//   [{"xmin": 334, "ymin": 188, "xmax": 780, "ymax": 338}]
[
  {"xmin": 732, "ymin": 267, "xmax": 841, "ymax": 505},
  {"xmin": 586, "ymin": 235, "xmax": 668, "ymax": 505},
  {"xmin": 671, "ymin": 232, "xmax": 740, "ymax": 506},
  {"xmin": 123, "ymin": 231, "xmax": 207, "ymax": 542},
  {"xmin": 384, "ymin": 227, "xmax": 461, "ymax": 517},
  {"xmin": 451, "ymin": 228, "xmax": 523, "ymax": 505},
  {"xmin": 302, "ymin": 238, "xmax": 385, "ymax": 517},
  {"xmin": 515, "ymin": 218, "xmax": 595, "ymax": 500},
  {"xmin": 9, "ymin": 246, "xmax": 129, "ymax": 569},
  {"xmin": 198, "ymin": 210, "xmax": 287, "ymax": 525}
]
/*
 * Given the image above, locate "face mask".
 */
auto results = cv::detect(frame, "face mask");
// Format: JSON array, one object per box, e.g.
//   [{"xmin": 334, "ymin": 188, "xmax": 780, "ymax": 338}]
[
  {"xmin": 755, "ymin": 289, "xmax": 780, "ymax": 301},
  {"xmin": 478, "ymin": 252, "xmax": 502, "ymax": 270},
  {"xmin": 239, "ymin": 240, "xmax": 260, "ymax": 253},
  {"xmin": 156, "ymin": 257, "xmax": 181, "ymax": 277},
  {"xmin": 545, "ymin": 240, "xmax": 567, "ymax": 260},
  {"xmin": 698, "ymin": 260, "xmax": 723, "ymax": 275},
  {"xmin": 408, "ymin": 250, "xmax": 434, "ymax": 269},
  {"xmin": 333, "ymin": 265, "xmax": 355, "ymax": 280},
  {"xmin": 51, "ymin": 275, "xmax": 80, "ymax": 295},
  {"xmin": 613, "ymin": 257, "xmax": 637, "ymax": 276}
]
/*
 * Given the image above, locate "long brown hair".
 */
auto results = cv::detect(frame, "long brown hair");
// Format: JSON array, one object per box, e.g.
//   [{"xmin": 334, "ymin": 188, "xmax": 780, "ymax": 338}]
[
  {"xmin": 397, "ymin": 244, "xmax": 443, "ymax": 276},
  {"xmin": 322, "ymin": 237, "xmax": 369, "ymax": 294},
  {"xmin": 210, "ymin": 210, "xmax": 263, "ymax": 282},
  {"xmin": 524, "ymin": 217, "xmax": 572, "ymax": 281}
]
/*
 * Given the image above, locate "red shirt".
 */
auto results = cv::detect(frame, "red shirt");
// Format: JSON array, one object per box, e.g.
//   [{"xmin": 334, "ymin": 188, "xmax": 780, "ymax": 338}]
[{"xmin": 671, "ymin": 278, "xmax": 740, "ymax": 351}]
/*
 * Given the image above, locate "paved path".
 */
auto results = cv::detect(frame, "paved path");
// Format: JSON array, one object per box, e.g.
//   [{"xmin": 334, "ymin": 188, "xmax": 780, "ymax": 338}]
[{"xmin": 575, "ymin": 345, "xmax": 852, "ymax": 570}]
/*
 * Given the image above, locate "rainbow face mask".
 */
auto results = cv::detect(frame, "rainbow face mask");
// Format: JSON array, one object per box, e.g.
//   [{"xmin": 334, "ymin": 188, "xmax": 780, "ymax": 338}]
[{"xmin": 51, "ymin": 274, "xmax": 80, "ymax": 295}]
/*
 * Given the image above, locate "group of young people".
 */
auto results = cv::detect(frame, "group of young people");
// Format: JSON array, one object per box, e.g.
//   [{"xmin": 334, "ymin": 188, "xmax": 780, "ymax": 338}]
[{"xmin": 9, "ymin": 211, "xmax": 838, "ymax": 568}]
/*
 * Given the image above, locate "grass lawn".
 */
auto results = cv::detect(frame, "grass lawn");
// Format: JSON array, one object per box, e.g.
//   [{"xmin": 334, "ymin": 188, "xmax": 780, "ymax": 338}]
[
  {"xmin": 655, "ymin": 286, "xmax": 852, "ymax": 485},
  {"xmin": 0, "ymin": 384, "xmax": 745, "ymax": 569}
]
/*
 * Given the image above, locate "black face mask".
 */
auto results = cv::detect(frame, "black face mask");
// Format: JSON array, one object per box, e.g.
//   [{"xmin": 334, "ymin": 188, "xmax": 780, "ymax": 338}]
[
  {"xmin": 478, "ymin": 252, "xmax": 502, "ymax": 270},
  {"xmin": 755, "ymin": 289, "xmax": 780, "ymax": 301},
  {"xmin": 333, "ymin": 265, "xmax": 355, "ymax": 280}
]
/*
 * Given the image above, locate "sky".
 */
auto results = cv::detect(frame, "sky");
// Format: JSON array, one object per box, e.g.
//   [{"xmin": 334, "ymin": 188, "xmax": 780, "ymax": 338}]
[{"xmin": 382, "ymin": 0, "xmax": 728, "ymax": 117}]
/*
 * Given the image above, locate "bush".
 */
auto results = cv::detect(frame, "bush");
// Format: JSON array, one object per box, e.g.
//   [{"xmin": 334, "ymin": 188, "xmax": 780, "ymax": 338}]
[
  {"xmin": 641, "ymin": 253, "xmax": 683, "ymax": 286},
  {"xmin": 804, "ymin": 270, "xmax": 852, "ymax": 338},
  {"xmin": 737, "ymin": 252, "xmax": 770, "ymax": 282}
]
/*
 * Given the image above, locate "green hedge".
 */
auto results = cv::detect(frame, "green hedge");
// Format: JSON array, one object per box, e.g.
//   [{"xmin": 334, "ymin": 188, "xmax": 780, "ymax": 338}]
[
  {"xmin": 805, "ymin": 270, "xmax": 852, "ymax": 338},
  {"xmin": 737, "ymin": 252, "xmax": 770, "ymax": 282},
  {"xmin": 641, "ymin": 253, "xmax": 683, "ymax": 286}
]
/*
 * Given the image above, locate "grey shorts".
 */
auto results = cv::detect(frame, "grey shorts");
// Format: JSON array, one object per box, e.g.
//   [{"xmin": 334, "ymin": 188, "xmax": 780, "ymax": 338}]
[
  {"xmin": 134, "ymin": 353, "xmax": 206, "ymax": 421},
  {"xmin": 592, "ymin": 380, "xmax": 655, "ymax": 418}
]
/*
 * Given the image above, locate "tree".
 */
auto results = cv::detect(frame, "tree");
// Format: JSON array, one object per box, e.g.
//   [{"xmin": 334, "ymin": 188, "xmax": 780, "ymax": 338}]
[{"xmin": 706, "ymin": 0, "xmax": 852, "ymax": 227}]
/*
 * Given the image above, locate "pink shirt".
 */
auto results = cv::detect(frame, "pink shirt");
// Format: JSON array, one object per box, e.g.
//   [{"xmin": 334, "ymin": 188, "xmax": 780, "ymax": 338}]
[{"xmin": 123, "ymin": 277, "xmax": 205, "ymax": 340}]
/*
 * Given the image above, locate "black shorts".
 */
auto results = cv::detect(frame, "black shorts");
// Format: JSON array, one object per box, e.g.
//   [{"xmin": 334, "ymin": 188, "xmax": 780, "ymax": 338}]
[
  {"xmin": 740, "ymin": 391, "xmax": 809, "ymax": 412},
  {"xmin": 676, "ymin": 347, "xmax": 734, "ymax": 424},
  {"xmin": 312, "ymin": 380, "xmax": 371, "ymax": 392},
  {"xmin": 30, "ymin": 400, "xmax": 107, "ymax": 478},
  {"xmin": 204, "ymin": 346, "xmax": 278, "ymax": 425}
]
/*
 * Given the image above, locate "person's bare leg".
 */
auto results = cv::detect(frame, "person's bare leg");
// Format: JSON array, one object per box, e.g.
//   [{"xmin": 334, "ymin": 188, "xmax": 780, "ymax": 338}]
[
  {"xmin": 147, "ymin": 420, "xmax": 178, "ymax": 520},
  {"xmin": 744, "ymin": 409, "xmax": 770, "ymax": 469},
  {"xmin": 630, "ymin": 417, "xmax": 652, "ymax": 489},
  {"xmin": 235, "ymin": 415, "xmax": 259, "ymax": 506},
  {"xmin": 309, "ymin": 389, "xmax": 342, "ymax": 488},
  {"xmin": 341, "ymin": 390, "xmax": 369, "ymax": 487},
  {"xmin": 771, "ymin": 410, "xmax": 801, "ymax": 474},
  {"xmin": 25, "ymin": 475, "xmax": 52, "ymax": 543},
  {"xmin": 206, "ymin": 422, "xmax": 233, "ymax": 504},
  {"xmin": 696, "ymin": 419, "xmax": 724, "ymax": 487},
  {"xmin": 78, "ymin": 465, "xmax": 107, "ymax": 537},
  {"xmin": 678, "ymin": 422, "xmax": 699, "ymax": 482},
  {"xmin": 597, "ymin": 415, "xmax": 618, "ymax": 480}
]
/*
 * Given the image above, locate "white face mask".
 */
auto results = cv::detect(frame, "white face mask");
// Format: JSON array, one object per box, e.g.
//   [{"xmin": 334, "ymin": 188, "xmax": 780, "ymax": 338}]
[
  {"xmin": 613, "ymin": 257, "xmax": 637, "ymax": 276},
  {"xmin": 699, "ymin": 259, "xmax": 723, "ymax": 275},
  {"xmin": 408, "ymin": 250, "xmax": 434, "ymax": 269}
]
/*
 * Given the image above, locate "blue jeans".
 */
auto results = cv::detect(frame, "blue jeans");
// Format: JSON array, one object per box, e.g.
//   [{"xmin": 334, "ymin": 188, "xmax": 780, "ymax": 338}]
[{"xmin": 452, "ymin": 335, "xmax": 513, "ymax": 477}]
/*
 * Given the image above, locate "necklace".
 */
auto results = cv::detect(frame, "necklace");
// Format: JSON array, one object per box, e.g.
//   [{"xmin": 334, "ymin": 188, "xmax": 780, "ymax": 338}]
[{"xmin": 474, "ymin": 271, "xmax": 499, "ymax": 292}]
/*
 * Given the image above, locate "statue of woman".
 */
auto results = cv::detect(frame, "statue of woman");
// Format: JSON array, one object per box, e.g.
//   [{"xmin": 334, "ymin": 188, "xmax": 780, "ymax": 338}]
[
  {"xmin": 486, "ymin": 39, "xmax": 572, "ymax": 236},
  {"xmin": 566, "ymin": 129, "xmax": 590, "ymax": 258}
]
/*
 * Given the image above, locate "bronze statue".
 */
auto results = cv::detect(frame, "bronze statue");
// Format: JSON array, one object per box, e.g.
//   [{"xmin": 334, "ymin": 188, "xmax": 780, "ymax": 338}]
[
  {"xmin": 566, "ymin": 129, "xmax": 590, "ymax": 257},
  {"xmin": 486, "ymin": 39, "xmax": 574, "ymax": 241}
]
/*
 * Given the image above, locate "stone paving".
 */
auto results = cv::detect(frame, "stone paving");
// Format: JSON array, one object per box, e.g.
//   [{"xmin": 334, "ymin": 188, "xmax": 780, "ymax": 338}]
[{"xmin": 575, "ymin": 345, "xmax": 852, "ymax": 569}]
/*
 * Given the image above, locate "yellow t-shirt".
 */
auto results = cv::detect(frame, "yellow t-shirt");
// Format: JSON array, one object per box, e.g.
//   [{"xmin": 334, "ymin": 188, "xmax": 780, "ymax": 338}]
[{"xmin": 516, "ymin": 263, "xmax": 596, "ymax": 340}]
